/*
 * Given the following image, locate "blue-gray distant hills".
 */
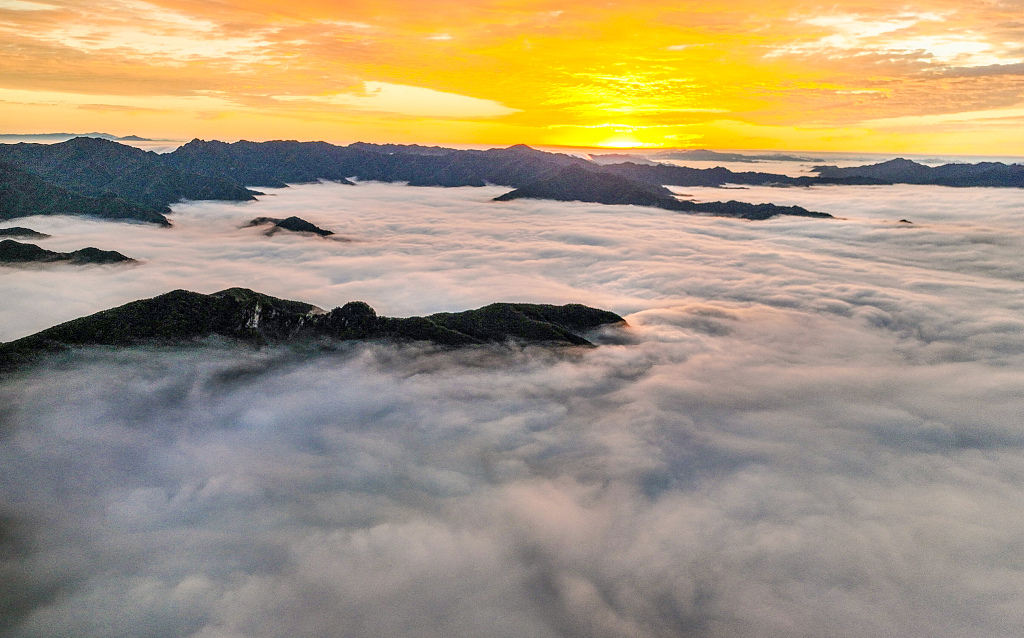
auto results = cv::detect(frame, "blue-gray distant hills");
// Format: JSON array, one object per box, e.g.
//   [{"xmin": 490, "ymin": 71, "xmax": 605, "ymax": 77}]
[
  {"xmin": 812, "ymin": 158, "xmax": 1024, "ymax": 187},
  {"xmin": 0, "ymin": 132, "xmax": 157, "ymax": 142},
  {"xmin": 2, "ymin": 137, "xmax": 1022, "ymax": 225},
  {"xmin": 0, "ymin": 288, "xmax": 626, "ymax": 372}
]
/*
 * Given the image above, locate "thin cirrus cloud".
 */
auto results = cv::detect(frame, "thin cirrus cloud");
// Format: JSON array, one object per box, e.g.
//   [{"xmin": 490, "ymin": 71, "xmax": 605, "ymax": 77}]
[
  {"xmin": 0, "ymin": 86, "xmax": 237, "ymax": 111},
  {"xmin": 273, "ymin": 82, "xmax": 519, "ymax": 118},
  {"xmin": 768, "ymin": 11, "xmax": 1023, "ymax": 68},
  {"xmin": 1, "ymin": 0, "xmax": 275, "ymax": 63},
  {"xmin": 0, "ymin": 0, "xmax": 55, "ymax": 9}
]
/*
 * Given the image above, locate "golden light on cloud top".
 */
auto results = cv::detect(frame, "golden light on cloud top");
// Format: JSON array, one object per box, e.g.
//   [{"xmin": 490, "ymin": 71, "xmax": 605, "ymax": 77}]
[{"xmin": 1, "ymin": 0, "xmax": 1023, "ymax": 152}]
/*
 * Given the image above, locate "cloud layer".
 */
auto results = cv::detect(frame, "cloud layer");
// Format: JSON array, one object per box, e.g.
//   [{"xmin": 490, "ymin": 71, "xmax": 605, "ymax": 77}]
[{"xmin": 2, "ymin": 182, "xmax": 1024, "ymax": 636}]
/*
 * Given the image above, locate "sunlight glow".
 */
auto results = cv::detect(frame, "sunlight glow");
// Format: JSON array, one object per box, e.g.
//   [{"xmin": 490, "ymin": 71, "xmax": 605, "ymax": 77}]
[
  {"xmin": 1, "ymin": 0, "xmax": 1022, "ymax": 153},
  {"xmin": 595, "ymin": 133, "xmax": 650, "ymax": 148}
]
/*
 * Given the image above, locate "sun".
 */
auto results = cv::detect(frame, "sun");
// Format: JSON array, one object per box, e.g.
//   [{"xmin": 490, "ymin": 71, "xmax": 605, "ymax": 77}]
[{"xmin": 595, "ymin": 133, "xmax": 646, "ymax": 148}]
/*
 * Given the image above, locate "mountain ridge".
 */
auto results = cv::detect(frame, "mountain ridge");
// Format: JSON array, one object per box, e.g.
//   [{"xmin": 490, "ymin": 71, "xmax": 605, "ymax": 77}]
[
  {"xmin": 0, "ymin": 239, "xmax": 135, "ymax": 265},
  {"xmin": 3, "ymin": 138, "xmax": 1022, "ymax": 226},
  {"xmin": 0, "ymin": 288, "xmax": 626, "ymax": 372}
]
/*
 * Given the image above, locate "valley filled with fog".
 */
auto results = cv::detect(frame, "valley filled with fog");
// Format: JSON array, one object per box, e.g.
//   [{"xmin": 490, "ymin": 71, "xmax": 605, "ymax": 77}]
[{"xmin": 2, "ymin": 180, "xmax": 1024, "ymax": 637}]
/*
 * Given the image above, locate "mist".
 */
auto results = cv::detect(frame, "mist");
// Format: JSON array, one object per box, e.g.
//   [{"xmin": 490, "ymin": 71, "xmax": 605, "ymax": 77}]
[{"xmin": 2, "ymin": 180, "xmax": 1024, "ymax": 637}]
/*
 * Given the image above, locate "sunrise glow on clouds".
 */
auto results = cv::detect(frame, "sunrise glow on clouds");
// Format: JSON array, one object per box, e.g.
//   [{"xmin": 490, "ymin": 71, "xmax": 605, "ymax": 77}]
[{"xmin": 1, "ymin": 0, "xmax": 1023, "ymax": 151}]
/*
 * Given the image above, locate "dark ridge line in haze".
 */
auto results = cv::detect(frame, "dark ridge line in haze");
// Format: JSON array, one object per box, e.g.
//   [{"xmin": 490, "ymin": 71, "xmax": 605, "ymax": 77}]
[
  {"xmin": 2, "ymin": 137, "xmax": 1021, "ymax": 227},
  {"xmin": 0, "ymin": 226, "xmax": 49, "ymax": 239},
  {"xmin": 811, "ymin": 157, "xmax": 1024, "ymax": 187},
  {"xmin": 0, "ymin": 132, "xmax": 160, "ymax": 142},
  {"xmin": 0, "ymin": 239, "xmax": 135, "ymax": 265},
  {"xmin": 245, "ymin": 216, "xmax": 336, "ymax": 237},
  {"xmin": 492, "ymin": 164, "xmax": 833, "ymax": 219},
  {"xmin": 588, "ymin": 149, "xmax": 826, "ymax": 163},
  {"xmin": 0, "ymin": 288, "xmax": 627, "ymax": 372}
]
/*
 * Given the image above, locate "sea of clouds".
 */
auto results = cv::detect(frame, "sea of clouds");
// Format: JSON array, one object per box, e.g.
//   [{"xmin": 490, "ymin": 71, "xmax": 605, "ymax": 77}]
[{"xmin": 2, "ymin": 180, "xmax": 1024, "ymax": 637}]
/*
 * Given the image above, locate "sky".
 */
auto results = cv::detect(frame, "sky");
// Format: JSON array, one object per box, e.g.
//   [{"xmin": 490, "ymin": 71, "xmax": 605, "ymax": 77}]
[
  {"xmin": 1, "ymin": 0, "xmax": 1024, "ymax": 152},
  {"xmin": 3, "ymin": 181, "xmax": 1024, "ymax": 636}
]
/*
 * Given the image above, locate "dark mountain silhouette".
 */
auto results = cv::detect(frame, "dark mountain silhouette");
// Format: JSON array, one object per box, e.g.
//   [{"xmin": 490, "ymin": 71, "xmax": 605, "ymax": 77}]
[
  {"xmin": 4, "ymin": 138, "xmax": 1020, "ymax": 227},
  {"xmin": 678, "ymin": 200, "xmax": 832, "ymax": 220},
  {"xmin": 495, "ymin": 164, "xmax": 682, "ymax": 207},
  {"xmin": 0, "ymin": 227, "xmax": 49, "ymax": 239},
  {"xmin": 596, "ymin": 161, "xmax": 855, "ymax": 188},
  {"xmin": 0, "ymin": 161, "xmax": 170, "ymax": 225},
  {"xmin": 0, "ymin": 288, "xmax": 626, "ymax": 371},
  {"xmin": 494, "ymin": 165, "xmax": 832, "ymax": 219},
  {"xmin": 164, "ymin": 140, "xmax": 581, "ymax": 188},
  {"xmin": 348, "ymin": 141, "xmax": 455, "ymax": 156},
  {"xmin": 0, "ymin": 137, "xmax": 257, "ymax": 216},
  {"xmin": 0, "ymin": 239, "xmax": 134, "ymax": 265},
  {"xmin": 246, "ymin": 216, "xmax": 335, "ymax": 236},
  {"xmin": 0, "ymin": 132, "xmax": 157, "ymax": 143},
  {"xmin": 163, "ymin": 141, "xmax": 836, "ymax": 218},
  {"xmin": 813, "ymin": 158, "xmax": 1024, "ymax": 187},
  {"xmin": 163, "ymin": 139, "xmax": 359, "ymax": 187},
  {"xmin": 652, "ymin": 149, "xmax": 823, "ymax": 163}
]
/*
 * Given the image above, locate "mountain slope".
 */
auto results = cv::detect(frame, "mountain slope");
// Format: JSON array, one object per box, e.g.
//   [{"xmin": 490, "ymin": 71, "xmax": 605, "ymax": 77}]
[
  {"xmin": 813, "ymin": 158, "xmax": 1024, "ymax": 187},
  {"xmin": 0, "ymin": 288, "xmax": 626, "ymax": 371},
  {"xmin": 0, "ymin": 239, "xmax": 134, "ymax": 264},
  {"xmin": 0, "ymin": 161, "xmax": 170, "ymax": 225},
  {"xmin": 0, "ymin": 137, "xmax": 258, "ymax": 213},
  {"xmin": 494, "ymin": 165, "xmax": 832, "ymax": 219}
]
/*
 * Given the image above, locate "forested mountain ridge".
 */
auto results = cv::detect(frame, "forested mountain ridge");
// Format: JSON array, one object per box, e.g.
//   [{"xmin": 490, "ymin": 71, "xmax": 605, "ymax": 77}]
[{"xmin": 3, "ymin": 138, "xmax": 1019, "ymax": 225}]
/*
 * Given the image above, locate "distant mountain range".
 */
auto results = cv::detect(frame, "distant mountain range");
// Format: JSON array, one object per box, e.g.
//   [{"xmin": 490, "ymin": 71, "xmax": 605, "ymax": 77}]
[
  {"xmin": 1, "ymin": 137, "xmax": 1022, "ymax": 226},
  {"xmin": 811, "ymin": 158, "xmax": 1024, "ymax": 187},
  {"xmin": 655, "ymin": 149, "xmax": 824, "ymax": 163},
  {"xmin": 589, "ymin": 149, "xmax": 824, "ymax": 164},
  {"xmin": 0, "ymin": 159, "xmax": 173, "ymax": 225},
  {"xmin": 0, "ymin": 132, "xmax": 159, "ymax": 142},
  {"xmin": 492, "ymin": 164, "xmax": 832, "ymax": 219},
  {"xmin": 0, "ymin": 288, "xmax": 626, "ymax": 372}
]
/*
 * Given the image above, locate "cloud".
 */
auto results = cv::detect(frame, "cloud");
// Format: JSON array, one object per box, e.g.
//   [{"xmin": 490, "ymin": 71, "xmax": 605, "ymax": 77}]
[
  {"xmin": 768, "ymin": 11, "xmax": 1024, "ymax": 69},
  {"xmin": 0, "ymin": 87, "xmax": 237, "ymax": 111},
  {"xmin": 273, "ymin": 81, "xmax": 519, "ymax": 117},
  {"xmin": 0, "ymin": 0, "xmax": 55, "ymax": 10},
  {"xmin": 0, "ymin": 0, "xmax": 277, "ymax": 63},
  {"xmin": 4, "ymin": 0, "xmax": 1024, "ymax": 148},
  {"xmin": 3, "ymin": 178, "xmax": 1024, "ymax": 636}
]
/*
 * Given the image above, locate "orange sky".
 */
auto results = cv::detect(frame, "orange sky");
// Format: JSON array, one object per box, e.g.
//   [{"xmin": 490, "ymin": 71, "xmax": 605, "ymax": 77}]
[{"xmin": 1, "ymin": 0, "xmax": 1023, "ymax": 152}]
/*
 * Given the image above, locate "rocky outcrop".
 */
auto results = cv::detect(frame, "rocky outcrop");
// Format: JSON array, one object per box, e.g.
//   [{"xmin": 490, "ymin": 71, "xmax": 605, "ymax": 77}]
[
  {"xmin": 0, "ymin": 239, "xmax": 135, "ymax": 265},
  {"xmin": 246, "ymin": 216, "xmax": 335, "ymax": 236},
  {"xmin": 0, "ymin": 288, "xmax": 626, "ymax": 371}
]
